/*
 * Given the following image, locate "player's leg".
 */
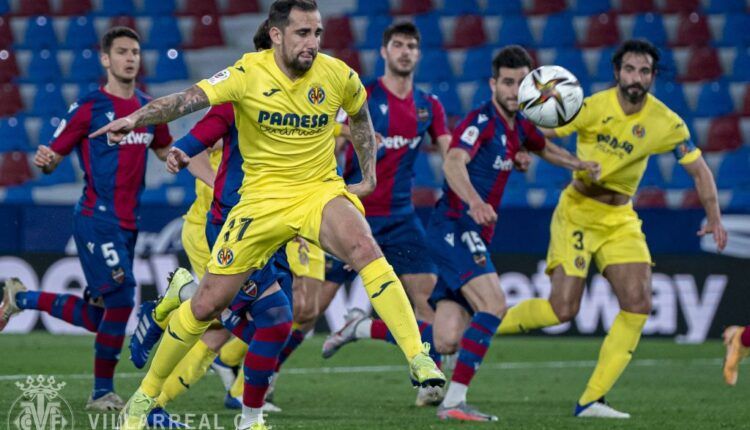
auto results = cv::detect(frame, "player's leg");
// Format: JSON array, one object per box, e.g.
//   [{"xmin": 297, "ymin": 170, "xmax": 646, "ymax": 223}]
[
  {"xmin": 723, "ymin": 325, "xmax": 750, "ymax": 385},
  {"xmin": 431, "ymin": 299, "xmax": 472, "ymax": 412},
  {"xmin": 400, "ymin": 274, "xmax": 437, "ymax": 322},
  {"xmin": 3, "ymin": 282, "xmax": 104, "ymax": 332}
]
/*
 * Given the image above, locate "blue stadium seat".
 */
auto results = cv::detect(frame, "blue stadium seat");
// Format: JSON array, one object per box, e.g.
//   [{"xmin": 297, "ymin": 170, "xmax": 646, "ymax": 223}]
[
  {"xmin": 3, "ymin": 185, "xmax": 34, "ymax": 203},
  {"xmin": 64, "ymin": 16, "xmax": 97, "ymax": 49},
  {"xmin": 414, "ymin": 13, "xmax": 443, "ymax": 48},
  {"xmin": 471, "ymin": 81, "xmax": 492, "ymax": 109},
  {"xmin": 631, "ymin": 13, "xmax": 667, "ymax": 47},
  {"xmin": 21, "ymin": 16, "xmax": 58, "ymax": 49},
  {"xmin": 370, "ymin": 55, "xmax": 385, "ymax": 81},
  {"xmin": 534, "ymin": 161, "xmax": 570, "ymax": 188},
  {"xmin": 730, "ymin": 48, "xmax": 750, "ymax": 82},
  {"xmin": 357, "ymin": 15, "xmax": 391, "ymax": 50},
  {"xmin": 148, "ymin": 49, "xmax": 189, "ymax": 82},
  {"xmin": 716, "ymin": 147, "xmax": 750, "ymax": 189},
  {"xmin": 77, "ymin": 81, "xmax": 99, "ymax": 97},
  {"xmin": 572, "ymin": 0, "xmax": 611, "ymax": 14},
  {"xmin": 656, "ymin": 48, "xmax": 678, "ymax": 81},
  {"xmin": 415, "ymin": 50, "xmax": 453, "ymax": 82},
  {"xmin": 694, "ymin": 81, "xmax": 734, "ymax": 118},
  {"xmin": 37, "ymin": 116, "xmax": 62, "ymax": 146},
  {"xmin": 705, "ymin": 0, "xmax": 746, "ymax": 13},
  {"xmin": 34, "ymin": 156, "xmax": 77, "ymax": 185},
  {"xmin": 669, "ymin": 161, "xmax": 694, "ymax": 189},
  {"xmin": 141, "ymin": 0, "xmax": 176, "ymax": 16},
  {"xmin": 500, "ymin": 188, "xmax": 529, "ymax": 208},
  {"xmin": 0, "ymin": 117, "xmax": 30, "ymax": 151},
  {"xmin": 68, "ymin": 49, "xmax": 102, "ymax": 83},
  {"xmin": 728, "ymin": 188, "xmax": 750, "ymax": 211},
  {"xmin": 593, "ymin": 47, "xmax": 615, "ymax": 82},
  {"xmin": 485, "ymin": 0, "xmax": 522, "ymax": 15},
  {"xmin": 140, "ymin": 186, "xmax": 169, "ymax": 204},
  {"xmin": 24, "ymin": 49, "xmax": 61, "ymax": 83},
  {"xmin": 653, "ymin": 81, "xmax": 691, "ymax": 118},
  {"xmin": 353, "ymin": 0, "xmax": 389, "ymax": 16},
  {"xmin": 145, "ymin": 16, "xmax": 182, "ymax": 49},
  {"xmin": 553, "ymin": 49, "xmax": 590, "ymax": 86},
  {"xmin": 99, "ymin": 0, "xmax": 135, "ymax": 16},
  {"xmin": 539, "ymin": 13, "xmax": 576, "ymax": 48},
  {"xmin": 0, "ymin": 0, "xmax": 8, "ymax": 15},
  {"xmin": 719, "ymin": 14, "xmax": 750, "ymax": 47},
  {"xmin": 640, "ymin": 158, "xmax": 665, "ymax": 188},
  {"xmin": 441, "ymin": 0, "xmax": 480, "ymax": 15},
  {"xmin": 431, "ymin": 80, "xmax": 462, "ymax": 117},
  {"xmin": 414, "ymin": 152, "xmax": 439, "ymax": 188},
  {"xmin": 498, "ymin": 15, "xmax": 535, "ymax": 47},
  {"xmin": 30, "ymin": 83, "xmax": 67, "ymax": 117},
  {"xmin": 461, "ymin": 46, "xmax": 493, "ymax": 82},
  {"xmin": 540, "ymin": 188, "xmax": 562, "ymax": 208}
]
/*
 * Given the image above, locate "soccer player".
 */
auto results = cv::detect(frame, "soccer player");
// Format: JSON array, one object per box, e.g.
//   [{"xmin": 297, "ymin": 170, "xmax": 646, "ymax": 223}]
[
  {"xmin": 496, "ymin": 39, "xmax": 728, "ymax": 418},
  {"xmin": 90, "ymin": 2, "xmax": 445, "ymax": 429},
  {"xmin": 722, "ymin": 325, "xmax": 750, "ymax": 386},
  {"xmin": 0, "ymin": 27, "xmax": 172, "ymax": 411}
]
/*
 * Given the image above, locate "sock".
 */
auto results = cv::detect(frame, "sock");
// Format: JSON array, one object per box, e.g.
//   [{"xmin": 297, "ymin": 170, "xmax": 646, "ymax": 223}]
[
  {"xmin": 93, "ymin": 287, "xmax": 135, "ymax": 399},
  {"xmin": 153, "ymin": 307, "xmax": 174, "ymax": 331},
  {"xmin": 742, "ymin": 326, "xmax": 750, "ymax": 348},
  {"xmin": 369, "ymin": 319, "xmax": 441, "ymax": 367},
  {"xmin": 230, "ymin": 368, "xmax": 244, "ymax": 399},
  {"xmin": 156, "ymin": 340, "xmax": 217, "ymax": 407},
  {"xmin": 354, "ymin": 318, "xmax": 373, "ymax": 339},
  {"xmin": 140, "ymin": 300, "xmax": 212, "ymax": 398},
  {"xmin": 243, "ymin": 290, "xmax": 293, "ymax": 408},
  {"xmin": 275, "ymin": 328, "xmax": 306, "ymax": 371},
  {"xmin": 238, "ymin": 405, "xmax": 264, "ymax": 428},
  {"xmin": 497, "ymin": 299, "xmax": 560, "ymax": 335},
  {"xmin": 359, "ymin": 257, "xmax": 422, "ymax": 360},
  {"xmin": 16, "ymin": 291, "xmax": 103, "ymax": 332},
  {"xmin": 447, "ymin": 312, "xmax": 501, "ymax": 406},
  {"xmin": 442, "ymin": 382, "xmax": 468, "ymax": 407},
  {"xmin": 220, "ymin": 337, "xmax": 249, "ymax": 368},
  {"xmin": 579, "ymin": 310, "xmax": 648, "ymax": 405}
]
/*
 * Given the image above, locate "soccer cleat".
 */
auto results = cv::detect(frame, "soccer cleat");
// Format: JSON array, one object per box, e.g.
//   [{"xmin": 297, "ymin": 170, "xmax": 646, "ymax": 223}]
[
  {"xmin": 85, "ymin": 392, "xmax": 126, "ymax": 411},
  {"xmin": 723, "ymin": 325, "xmax": 750, "ymax": 386},
  {"xmin": 224, "ymin": 393, "xmax": 282, "ymax": 413},
  {"xmin": 415, "ymin": 385, "xmax": 444, "ymax": 407},
  {"xmin": 146, "ymin": 407, "xmax": 188, "ymax": 428},
  {"xmin": 437, "ymin": 401, "xmax": 498, "ymax": 422},
  {"xmin": 119, "ymin": 389, "xmax": 158, "ymax": 430},
  {"xmin": 130, "ymin": 301, "xmax": 163, "ymax": 369},
  {"xmin": 154, "ymin": 268, "xmax": 197, "ymax": 322},
  {"xmin": 241, "ymin": 423, "xmax": 268, "ymax": 430},
  {"xmin": 574, "ymin": 397, "xmax": 630, "ymax": 419},
  {"xmin": 409, "ymin": 343, "xmax": 446, "ymax": 388},
  {"xmin": 321, "ymin": 307, "xmax": 367, "ymax": 359},
  {"xmin": 211, "ymin": 358, "xmax": 238, "ymax": 392},
  {"xmin": 0, "ymin": 278, "xmax": 26, "ymax": 331}
]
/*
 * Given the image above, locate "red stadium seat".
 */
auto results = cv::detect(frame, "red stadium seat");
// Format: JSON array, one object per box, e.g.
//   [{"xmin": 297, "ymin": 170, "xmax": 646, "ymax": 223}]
[
  {"xmin": 59, "ymin": 0, "xmax": 92, "ymax": 15},
  {"xmin": 189, "ymin": 15, "xmax": 224, "ymax": 48},
  {"xmin": 0, "ymin": 152, "xmax": 32, "ymax": 186},
  {"xmin": 705, "ymin": 115, "xmax": 742, "ymax": 152},
  {"xmin": 224, "ymin": 0, "xmax": 259, "ymax": 14},
  {"xmin": 321, "ymin": 16, "xmax": 353, "ymax": 50},
  {"xmin": 0, "ymin": 83, "xmax": 23, "ymax": 116},
  {"xmin": 661, "ymin": 0, "xmax": 700, "ymax": 13},
  {"xmin": 634, "ymin": 188, "xmax": 666, "ymax": 208},
  {"xmin": 393, "ymin": 0, "xmax": 433, "ymax": 15},
  {"xmin": 0, "ymin": 49, "xmax": 19, "ymax": 82},
  {"xmin": 581, "ymin": 13, "xmax": 620, "ymax": 47},
  {"xmin": 109, "ymin": 15, "xmax": 138, "ymax": 32},
  {"xmin": 673, "ymin": 13, "xmax": 712, "ymax": 47},
  {"xmin": 450, "ymin": 15, "xmax": 486, "ymax": 49},
  {"xmin": 741, "ymin": 85, "xmax": 750, "ymax": 116},
  {"xmin": 17, "ymin": 0, "xmax": 51, "ymax": 16},
  {"xmin": 333, "ymin": 49, "xmax": 362, "ymax": 74},
  {"xmin": 412, "ymin": 187, "xmax": 438, "ymax": 208},
  {"xmin": 181, "ymin": 0, "xmax": 219, "ymax": 16},
  {"xmin": 681, "ymin": 47, "xmax": 722, "ymax": 81},
  {"xmin": 0, "ymin": 17, "xmax": 13, "ymax": 49},
  {"xmin": 528, "ymin": 0, "xmax": 566, "ymax": 15},
  {"xmin": 681, "ymin": 189, "xmax": 703, "ymax": 208},
  {"xmin": 619, "ymin": 0, "xmax": 656, "ymax": 14}
]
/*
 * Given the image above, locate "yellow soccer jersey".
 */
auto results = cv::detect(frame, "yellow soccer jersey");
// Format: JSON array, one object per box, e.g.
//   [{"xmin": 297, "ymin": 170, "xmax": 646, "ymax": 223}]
[
  {"xmin": 196, "ymin": 49, "xmax": 367, "ymax": 198},
  {"xmin": 555, "ymin": 87, "xmax": 701, "ymax": 196},
  {"xmin": 183, "ymin": 149, "xmax": 223, "ymax": 224}
]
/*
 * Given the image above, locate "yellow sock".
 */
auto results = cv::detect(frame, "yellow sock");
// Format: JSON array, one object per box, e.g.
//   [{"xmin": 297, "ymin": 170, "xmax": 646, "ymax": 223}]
[
  {"xmin": 219, "ymin": 337, "xmax": 248, "ymax": 368},
  {"xmin": 140, "ymin": 300, "xmax": 212, "ymax": 398},
  {"xmin": 156, "ymin": 340, "xmax": 217, "ymax": 407},
  {"xmin": 497, "ymin": 299, "xmax": 561, "ymax": 335},
  {"xmin": 229, "ymin": 368, "xmax": 244, "ymax": 398},
  {"xmin": 579, "ymin": 310, "xmax": 648, "ymax": 405},
  {"xmin": 153, "ymin": 307, "xmax": 175, "ymax": 331},
  {"xmin": 360, "ymin": 257, "xmax": 422, "ymax": 360}
]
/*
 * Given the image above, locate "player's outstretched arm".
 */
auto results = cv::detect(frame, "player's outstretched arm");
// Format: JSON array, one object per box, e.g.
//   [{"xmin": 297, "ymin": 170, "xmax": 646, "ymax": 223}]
[
  {"xmin": 443, "ymin": 148, "xmax": 497, "ymax": 226},
  {"xmin": 347, "ymin": 104, "xmax": 378, "ymax": 197},
  {"xmin": 89, "ymin": 85, "xmax": 210, "ymax": 143},
  {"xmin": 682, "ymin": 156, "xmax": 728, "ymax": 251},
  {"xmin": 535, "ymin": 139, "xmax": 600, "ymax": 179}
]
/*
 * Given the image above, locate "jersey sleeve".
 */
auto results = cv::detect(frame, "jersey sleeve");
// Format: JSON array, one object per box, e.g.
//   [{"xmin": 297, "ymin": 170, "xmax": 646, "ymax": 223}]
[
  {"xmin": 150, "ymin": 123, "xmax": 172, "ymax": 149},
  {"xmin": 449, "ymin": 111, "xmax": 492, "ymax": 159},
  {"xmin": 174, "ymin": 104, "xmax": 234, "ymax": 157},
  {"xmin": 196, "ymin": 59, "xmax": 247, "ymax": 106},
  {"xmin": 341, "ymin": 68, "xmax": 367, "ymax": 116},
  {"xmin": 668, "ymin": 117, "xmax": 701, "ymax": 164},
  {"xmin": 49, "ymin": 100, "xmax": 92, "ymax": 156},
  {"xmin": 554, "ymin": 99, "xmax": 592, "ymax": 138},
  {"xmin": 519, "ymin": 118, "xmax": 546, "ymax": 151},
  {"xmin": 428, "ymin": 95, "xmax": 451, "ymax": 141}
]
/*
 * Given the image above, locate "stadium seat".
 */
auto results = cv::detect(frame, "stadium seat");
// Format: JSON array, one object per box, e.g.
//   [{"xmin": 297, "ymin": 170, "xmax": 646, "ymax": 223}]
[
  {"xmin": 22, "ymin": 16, "xmax": 58, "ymax": 49},
  {"xmin": 681, "ymin": 47, "xmax": 722, "ymax": 82},
  {"xmin": 414, "ymin": 151, "xmax": 439, "ymax": 188},
  {"xmin": 141, "ymin": 0, "xmax": 176, "ymax": 16},
  {"xmin": 704, "ymin": 115, "xmax": 742, "ymax": 152},
  {"xmin": 442, "ymin": 0, "xmax": 480, "ymax": 15},
  {"xmin": 332, "ymin": 49, "xmax": 362, "ymax": 74},
  {"xmin": 498, "ymin": 15, "xmax": 535, "ymax": 47},
  {"xmin": 224, "ymin": 0, "xmax": 260, "ymax": 14},
  {"xmin": 657, "ymin": 48, "xmax": 678, "ymax": 81},
  {"xmin": 109, "ymin": 15, "xmax": 137, "ymax": 31},
  {"xmin": 581, "ymin": 13, "xmax": 620, "ymax": 48},
  {"xmin": 99, "ymin": 0, "xmax": 135, "ymax": 16},
  {"xmin": 631, "ymin": 13, "xmax": 667, "ymax": 47},
  {"xmin": 415, "ymin": 50, "xmax": 453, "ymax": 82},
  {"xmin": 741, "ymin": 85, "xmax": 750, "ymax": 115},
  {"xmin": 635, "ymin": 188, "xmax": 667, "ymax": 208},
  {"xmin": 37, "ymin": 116, "xmax": 62, "ymax": 146},
  {"xmin": 705, "ymin": 0, "xmax": 746, "ymax": 13},
  {"xmin": 679, "ymin": 189, "xmax": 702, "ymax": 208},
  {"xmin": 593, "ymin": 47, "xmax": 614, "ymax": 82},
  {"xmin": 449, "ymin": 15, "xmax": 486, "ymax": 49},
  {"xmin": 653, "ymin": 81, "xmax": 691, "ymax": 118},
  {"xmin": 500, "ymin": 188, "xmax": 529, "ymax": 208},
  {"xmin": 148, "ymin": 49, "xmax": 188, "ymax": 82},
  {"xmin": 0, "ymin": 49, "xmax": 19, "ymax": 83},
  {"xmin": 540, "ymin": 188, "xmax": 562, "ymax": 208},
  {"xmin": 393, "ymin": 0, "xmax": 433, "ymax": 15},
  {"xmin": 77, "ymin": 81, "xmax": 99, "ymax": 97},
  {"xmin": 534, "ymin": 160, "xmax": 570, "ymax": 188},
  {"xmin": 640, "ymin": 158, "xmax": 665, "ymax": 188},
  {"xmin": 540, "ymin": 13, "xmax": 576, "ymax": 48},
  {"xmin": 59, "ymin": 0, "xmax": 92, "ymax": 16},
  {"xmin": 719, "ymin": 14, "xmax": 750, "ymax": 48},
  {"xmin": 31, "ymin": 83, "xmax": 67, "ymax": 117},
  {"xmin": 673, "ymin": 13, "xmax": 712, "ymax": 47},
  {"xmin": 730, "ymin": 48, "xmax": 750, "ymax": 82},
  {"xmin": 694, "ymin": 81, "xmax": 733, "ymax": 117},
  {"xmin": 471, "ymin": 80, "xmax": 492, "ymax": 109},
  {"xmin": 0, "ymin": 83, "xmax": 23, "ymax": 115},
  {"xmin": 412, "ymin": 186, "xmax": 439, "ymax": 208},
  {"xmin": 618, "ymin": 0, "xmax": 656, "ymax": 14},
  {"xmin": 180, "ymin": 0, "xmax": 218, "ymax": 16},
  {"xmin": 0, "ymin": 117, "xmax": 30, "ymax": 152},
  {"xmin": 0, "ymin": 152, "xmax": 32, "ymax": 186},
  {"xmin": 145, "ymin": 16, "xmax": 182, "ymax": 49},
  {"xmin": 189, "ymin": 15, "xmax": 224, "ymax": 49},
  {"xmin": 716, "ymin": 147, "xmax": 750, "ymax": 189},
  {"xmin": 461, "ymin": 46, "xmax": 493, "ymax": 82},
  {"xmin": 0, "ymin": 16, "xmax": 13, "ymax": 48},
  {"xmin": 485, "ymin": 0, "xmax": 523, "ymax": 15},
  {"xmin": 357, "ymin": 15, "xmax": 390, "ymax": 50},
  {"xmin": 68, "ymin": 48, "xmax": 102, "ymax": 83},
  {"xmin": 33, "ymin": 155, "xmax": 76, "ymax": 185},
  {"xmin": 353, "ymin": 0, "xmax": 389, "ymax": 16},
  {"xmin": 553, "ymin": 49, "xmax": 590, "ymax": 86},
  {"xmin": 64, "ymin": 15, "xmax": 98, "ymax": 49},
  {"xmin": 17, "ymin": 0, "xmax": 51, "ymax": 16},
  {"xmin": 669, "ymin": 161, "xmax": 694, "ymax": 189},
  {"xmin": 414, "ymin": 13, "xmax": 443, "ymax": 49},
  {"xmin": 572, "ymin": 0, "xmax": 611, "ymax": 15},
  {"xmin": 0, "ymin": 0, "xmax": 8, "ymax": 15},
  {"xmin": 321, "ymin": 16, "xmax": 353, "ymax": 50},
  {"xmin": 661, "ymin": 0, "xmax": 701, "ymax": 13},
  {"xmin": 728, "ymin": 188, "xmax": 750, "ymax": 211},
  {"xmin": 24, "ymin": 49, "xmax": 62, "ymax": 83},
  {"xmin": 431, "ymin": 80, "xmax": 462, "ymax": 117},
  {"xmin": 528, "ymin": 0, "xmax": 566, "ymax": 15}
]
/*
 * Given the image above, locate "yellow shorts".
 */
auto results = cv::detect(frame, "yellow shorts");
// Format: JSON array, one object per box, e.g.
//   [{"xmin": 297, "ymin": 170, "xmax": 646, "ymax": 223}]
[
  {"xmin": 546, "ymin": 186, "xmax": 651, "ymax": 278},
  {"xmin": 207, "ymin": 177, "xmax": 363, "ymax": 275},
  {"xmin": 286, "ymin": 241, "xmax": 326, "ymax": 281},
  {"xmin": 181, "ymin": 218, "xmax": 210, "ymax": 281}
]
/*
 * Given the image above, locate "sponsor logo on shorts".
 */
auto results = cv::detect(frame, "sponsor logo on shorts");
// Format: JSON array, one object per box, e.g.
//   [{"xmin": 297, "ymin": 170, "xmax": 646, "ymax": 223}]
[
  {"xmin": 241, "ymin": 279, "xmax": 257, "ymax": 298},
  {"xmin": 216, "ymin": 246, "xmax": 234, "ymax": 267},
  {"xmin": 473, "ymin": 253, "xmax": 487, "ymax": 267},
  {"xmin": 111, "ymin": 267, "xmax": 125, "ymax": 284},
  {"xmin": 307, "ymin": 84, "xmax": 326, "ymax": 105},
  {"xmin": 574, "ymin": 256, "xmax": 586, "ymax": 270}
]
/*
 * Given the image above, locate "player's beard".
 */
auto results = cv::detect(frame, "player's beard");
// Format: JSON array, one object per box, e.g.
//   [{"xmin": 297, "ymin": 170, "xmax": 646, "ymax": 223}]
[
  {"xmin": 495, "ymin": 93, "xmax": 518, "ymax": 118},
  {"xmin": 287, "ymin": 47, "xmax": 316, "ymax": 74},
  {"xmin": 387, "ymin": 56, "xmax": 415, "ymax": 78},
  {"xmin": 618, "ymin": 81, "xmax": 648, "ymax": 104}
]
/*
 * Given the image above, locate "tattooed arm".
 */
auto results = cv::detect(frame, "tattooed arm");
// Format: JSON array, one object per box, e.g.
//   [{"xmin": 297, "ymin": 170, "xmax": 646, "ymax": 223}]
[
  {"xmin": 89, "ymin": 85, "xmax": 210, "ymax": 142},
  {"xmin": 346, "ymin": 104, "xmax": 378, "ymax": 198}
]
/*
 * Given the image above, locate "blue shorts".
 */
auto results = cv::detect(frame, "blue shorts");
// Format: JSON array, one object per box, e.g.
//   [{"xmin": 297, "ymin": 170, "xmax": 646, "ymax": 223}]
[
  {"xmin": 325, "ymin": 213, "xmax": 437, "ymax": 284},
  {"xmin": 426, "ymin": 214, "xmax": 496, "ymax": 313},
  {"xmin": 73, "ymin": 215, "xmax": 137, "ymax": 299}
]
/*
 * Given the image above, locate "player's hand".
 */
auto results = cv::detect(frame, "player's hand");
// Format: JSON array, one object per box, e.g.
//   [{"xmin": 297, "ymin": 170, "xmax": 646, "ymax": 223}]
[
  {"xmin": 698, "ymin": 219, "xmax": 728, "ymax": 252},
  {"xmin": 89, "ymin": 117, "xmax": 135, "ymax": 143},
  {"xmin": 166, "ymin": 147, "xmax": 190, "ymax": 173},
  {"xmin": 513, "ymin": 151, "xmax": 532, "ymax": 172},
  {"xmin": 347, "ymin": 180, "xmax": 376, "ymax": 198},
  {"xmin": 33, "ymin": 145, "xmax": 57, "ymax": 169},
  {"xmin": 468, "ymin": 200, "xmax": 497, "ymax": 226},
  {"xmin": 577, "ymin": 161, "xmax": 601, "ymax": 180}
]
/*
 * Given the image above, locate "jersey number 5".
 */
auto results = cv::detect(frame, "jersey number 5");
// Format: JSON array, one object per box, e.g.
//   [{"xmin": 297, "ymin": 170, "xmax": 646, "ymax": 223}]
[{"xmin": 101, "ymin": 243, "xmax": 120, "ymax": 267}]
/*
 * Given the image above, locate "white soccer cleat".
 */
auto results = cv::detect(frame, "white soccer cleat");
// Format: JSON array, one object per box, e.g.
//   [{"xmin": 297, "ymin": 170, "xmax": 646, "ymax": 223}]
[
  {"xmin": 86, "ymin": 392, "xmax": 126, "ymax": 411},
  {"xmin": 574, "ymin": 398, "xmax": 630, "ymax": 419},
  {"xmin": 321, "ymin": 308, "xmax": 367, "ymax": 359},
  {"xmin": 415, "ymin": 385, "xmax": 445, "ymax": 407},
  {"xmin": 0, "ymin": 278, "xmax": 26, "ymax": 331}
]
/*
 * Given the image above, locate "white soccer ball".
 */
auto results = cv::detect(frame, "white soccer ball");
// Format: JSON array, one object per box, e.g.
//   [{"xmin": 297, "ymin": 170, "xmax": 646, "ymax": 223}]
[{"xmin": 518, "ymin": 65, "xmax": 584, "ymax": 128}]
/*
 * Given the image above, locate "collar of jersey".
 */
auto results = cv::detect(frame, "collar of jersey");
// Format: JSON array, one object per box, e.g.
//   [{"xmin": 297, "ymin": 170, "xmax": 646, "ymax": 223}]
[{"xmin": 608, "ymin": 86, "xmax": 651, "ymax": 120}]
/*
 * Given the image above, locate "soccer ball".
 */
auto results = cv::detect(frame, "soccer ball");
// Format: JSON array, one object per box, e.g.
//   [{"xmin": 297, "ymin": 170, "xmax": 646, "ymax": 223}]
[{"xmin": 518, "ymin": 65, "xmax": 584, "ymax": 128}]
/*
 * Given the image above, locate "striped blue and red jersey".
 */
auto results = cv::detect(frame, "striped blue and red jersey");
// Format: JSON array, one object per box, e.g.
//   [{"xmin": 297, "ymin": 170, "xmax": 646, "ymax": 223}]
[
  {"xmin": 435, "ymin": 101, "xmax": 546, "ymax": 241},
  {"xmin": 173, "ymin": 103, "xmax": 243, "ymax": 226},
  {"xmin": 343, "ymin": 78, "xmax": 450, "ymax": 216},
  {"xmin": 49, "ymin": 87, "xmax": 172, "ymax": 231}
]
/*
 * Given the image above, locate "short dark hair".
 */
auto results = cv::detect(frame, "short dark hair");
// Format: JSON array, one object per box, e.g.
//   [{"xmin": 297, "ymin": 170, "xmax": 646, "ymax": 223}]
[
  {"xmin": 612, "ymin": 39, "xmax": 660, "ymax": 71},
  {"xmin": 382, "ymin": 21, "xmax": 420, "ymax": 47},
  {"xmin": 101, "ymin": 26, "xmax": 140, "ymax": 54},
  {"xmin": 491, "ymin": 45, "xmax": 533, "ymax": 78},
  {"xmin": 254, "ymin": 19, "xmax": 272, "ymax": 51},
  {"xmin": 268, "ymin": 0, "xmax": 318, "ymax": 30}
]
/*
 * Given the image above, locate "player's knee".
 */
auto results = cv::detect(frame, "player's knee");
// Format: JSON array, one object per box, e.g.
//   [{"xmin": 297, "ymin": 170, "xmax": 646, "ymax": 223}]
[
  {"xmin": 550, "ymin": 298, "xmax": 579, "ymax": 323},
  {"xmin": 190, "ymin": 298, "xmax": 222, "ymax": 322},
  {"xmin": 434, "ymin": 336, "xmax": 459, "ymax": 355},
  {"xmin": 346, "ymin": 236, "xmax": 382, "ymax": 267}
]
